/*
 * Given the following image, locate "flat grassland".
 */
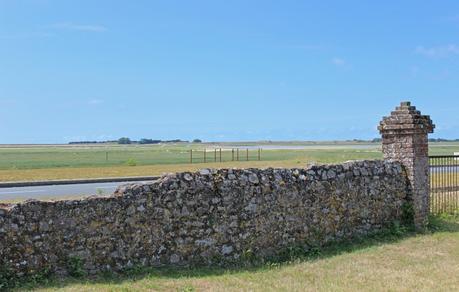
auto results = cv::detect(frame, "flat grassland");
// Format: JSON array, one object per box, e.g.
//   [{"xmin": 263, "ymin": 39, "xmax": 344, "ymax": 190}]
[
  {"xmin": 12, "ymin": 215, "xmax": 459, "ymax": 291},
  {"xmin": 0, "ymin": 141, "xmax": 458, "ymax": 182}
]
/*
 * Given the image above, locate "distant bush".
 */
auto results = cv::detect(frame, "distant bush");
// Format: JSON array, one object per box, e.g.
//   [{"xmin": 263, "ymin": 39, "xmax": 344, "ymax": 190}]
[
  {"xmin": 118, "ymin": 137, "xmax": 131, "ymax": 144},
  {"xmin": 429, "ymin": 138, "xmax": 459, "ymax": 142},
  {"xmin": 125, "ymin": 158, "xmax": 137, "ymax": 166},
  {"xmin": 192, "ymin": 139, "xmax": 202, "ymax": 143}
]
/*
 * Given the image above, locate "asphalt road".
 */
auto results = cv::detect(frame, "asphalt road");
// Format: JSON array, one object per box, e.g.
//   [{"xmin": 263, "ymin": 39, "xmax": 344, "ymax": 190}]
[
  {"xmin": 0, "ymin": 181, "xmax": 153, "ymax": 201},
  {"xmin": 430, "ymin": 165, "xmax": 459, "ymax": 173},
  {"xmin": 0, "ymin": 166, "xmax": 455, "ymax": 202}
]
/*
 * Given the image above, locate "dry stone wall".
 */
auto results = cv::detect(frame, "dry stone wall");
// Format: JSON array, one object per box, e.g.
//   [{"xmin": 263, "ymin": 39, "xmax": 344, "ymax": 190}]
[{"xmin": 0, "ymin": 160, "xmax": 408, "ymax": 277}]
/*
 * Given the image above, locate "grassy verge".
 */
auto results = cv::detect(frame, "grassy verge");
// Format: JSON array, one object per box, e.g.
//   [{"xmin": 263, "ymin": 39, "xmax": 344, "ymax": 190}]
[
  {"xmin": 0, "ymin": 158, "xmax": 350, "ymax": 182},
  {"xmin": 4, "ymin": 215, "xmax": 458, "ymax": 291}
]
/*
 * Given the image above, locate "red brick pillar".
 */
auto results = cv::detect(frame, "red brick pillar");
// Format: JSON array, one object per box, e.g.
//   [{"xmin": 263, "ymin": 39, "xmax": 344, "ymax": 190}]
[{"xmin": 378, "ymin": 102, "xmax": 435, "ymax": 230}]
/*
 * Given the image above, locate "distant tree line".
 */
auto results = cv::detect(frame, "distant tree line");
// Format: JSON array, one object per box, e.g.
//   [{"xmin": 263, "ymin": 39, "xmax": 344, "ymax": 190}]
[
  {"xmin": 69, "ymin": 140, "xmax": 118, "ymax": 144},
  {"xmin": 428, "ymin": 138, "xmax": 459, "ymax": 142},
  {"xmin": 368, "ymin": 138, "xmax": 459, "ymax": 143},
  {"xmin": 69, "ymin": 138, "xmax": 203, "ymax": 145},
  {"xmin": 343, "ymin": 138, "xmax": 459, "ymax": 143}
]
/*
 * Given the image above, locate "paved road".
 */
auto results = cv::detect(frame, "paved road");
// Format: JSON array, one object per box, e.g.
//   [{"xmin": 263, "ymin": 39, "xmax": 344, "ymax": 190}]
[
  {"xmin": 0, "ymin": 181, "xmax": 153, "ymax": 201},
  {"xmin": 430, "ymin": 165, "xmax": 459, "ymax": 173},
  {"xmin": 1, "ymin": 166, "xmax": 454, "ymax": 201}
]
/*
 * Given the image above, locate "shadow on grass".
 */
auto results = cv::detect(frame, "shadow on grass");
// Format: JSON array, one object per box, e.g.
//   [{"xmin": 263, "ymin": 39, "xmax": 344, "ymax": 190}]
[{"xmin": 9, "ymin": 215, "xmax": 459, "ymax": 291}]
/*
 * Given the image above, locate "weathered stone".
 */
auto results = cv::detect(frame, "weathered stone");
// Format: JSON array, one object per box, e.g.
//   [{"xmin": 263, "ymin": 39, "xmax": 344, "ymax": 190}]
[
  {"xmin": 170, "ymin": 254, "xmax": 180, "ymax": 264},
  {"xmin": 0, "ymin": 160, "xmax": 408, "ymax": 278},
  {"xmin": 248, "ymin": 173, "xmax": 259, "ymax": 184},
  {"xmin": 221, "ymin": 245, "xmax": 234, "ymax": 255},
  {"xmin": 183, "ymin": 173, "xmax": 193, "ymax": 181},
  {"xmin": 200, "ymin": 169, "xmax": 211, "ymax": 175}
]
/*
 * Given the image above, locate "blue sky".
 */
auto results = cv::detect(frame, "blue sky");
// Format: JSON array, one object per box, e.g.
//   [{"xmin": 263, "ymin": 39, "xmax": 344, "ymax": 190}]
[{"xmin": 1, "ymin": 0, "xmax": 458, "ymax": 143}]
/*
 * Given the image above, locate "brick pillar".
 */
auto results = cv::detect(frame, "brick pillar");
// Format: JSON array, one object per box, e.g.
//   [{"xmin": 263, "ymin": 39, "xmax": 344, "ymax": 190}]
[{"xmin": 378, "ymin": 101, "xmax": 435, "ymax": 230}]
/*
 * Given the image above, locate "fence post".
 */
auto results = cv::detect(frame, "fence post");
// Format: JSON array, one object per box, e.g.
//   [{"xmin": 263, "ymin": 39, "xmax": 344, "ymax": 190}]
[
  {"xmin": 232, "ymin": 149, "xmax": 234, "ymax": 161},
  {"xmin": 378, "ymin": 101, "xmax": 435, "ymax": 230},
  {"xmin": 219, "ymin": 148, "xmax": 222, "ymax": 162},
  {"xmin": 214, "ymin": 148, "xmax": 217, "ymax": 162},
  {"xmin": 237, "ymin": 149, "xmax": 239, "ymax": 161},
  {"xmin": 258, "ymin": 148, "xmax": 261, "ymax": 161},
  {"xmin": 204, "ymin": 149, "xmax": 206, "ymax": 163},
  {"xmin": 190, "ymin": 149, "xmax": 193, "ymax": 164},
  {"xmin": 246, "ymin": 148, "xmax": 249, "ymax": 161}
]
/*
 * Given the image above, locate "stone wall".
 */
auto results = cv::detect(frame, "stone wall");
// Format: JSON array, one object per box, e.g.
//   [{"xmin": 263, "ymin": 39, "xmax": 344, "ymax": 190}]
[{"xmin": 0, "ymin": 160, "xmax": 408, "ymax": 277}]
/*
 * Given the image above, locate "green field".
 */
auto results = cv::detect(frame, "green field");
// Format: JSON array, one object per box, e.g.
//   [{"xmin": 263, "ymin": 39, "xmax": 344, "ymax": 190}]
[
  {"xmin": 1, "ymin": 142, "xmax": 458, "ymax": 170},
  {"xmin": 7, "ymin": 215, "xmax": 459, "ymax": 291},
  {"xmin": 0, "ymin": 142, "xmax": 380, "ymax": 169},
  {"xmin": 0, "ymin": 142, "xmax": 458, "ymax": 182}
]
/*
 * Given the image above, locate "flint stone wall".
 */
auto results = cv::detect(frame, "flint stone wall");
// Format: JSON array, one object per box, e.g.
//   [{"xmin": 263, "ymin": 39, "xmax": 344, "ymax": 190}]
[{"xmin": 0, "ymin": 160, "xmax": 408, "ymax": 277}]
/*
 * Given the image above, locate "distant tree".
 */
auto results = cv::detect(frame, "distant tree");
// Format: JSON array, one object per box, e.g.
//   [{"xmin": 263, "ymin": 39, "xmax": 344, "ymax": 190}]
[
  {"xmin": 69, "ymin": 141, "xmax": 99, "ymax": 144},
  {"xmin": 192, "ymin": 139, "xmax": 202, "ymax": 143},
  {"xmin": 139, "ymin": 138, "xmax": 161, "ymax": 144},
  {"xmin": 118, "ymin": 137, "xmax": 131, "ymax": 144}
]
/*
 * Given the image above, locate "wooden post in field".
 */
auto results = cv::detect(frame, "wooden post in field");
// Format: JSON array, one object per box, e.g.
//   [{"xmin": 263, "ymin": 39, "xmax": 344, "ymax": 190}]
[
  {"xmin": 204, "ymin": 149, "xmax": 206, "ymax": 163},
  {"xmin": 219, "ymin": 148, "xmax": 222, "ymax": 162},
  {"xmin": 105, "ymin": 151, "xmax": 108, "ymax": 162},
  {"xmin": 258, "ymin": 148, "xmax": 261, "ymax": 161},
  {"xmin": 232, "ymin": 149, "xmax": 234, "ymax": 161},
  {"xmin": 214, "ymin": 148, "xmax": 217, "ymax": 162},
  {"xmin": 246, "ymin": 148, "xmax": 249, "ymax": 161},
  {"xmin": 237, "ymin": 149, "xmax": 239, "ymax": 161},
  {"xmin": 190, "ymin": 149, "xmax": 193, "ymax": 164}
]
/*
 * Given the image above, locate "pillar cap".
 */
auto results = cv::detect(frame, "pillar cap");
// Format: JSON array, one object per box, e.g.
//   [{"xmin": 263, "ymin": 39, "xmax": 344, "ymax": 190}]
[{"xmin": 378, "ymin": 101, "xmax": 435, "ymax": 135}]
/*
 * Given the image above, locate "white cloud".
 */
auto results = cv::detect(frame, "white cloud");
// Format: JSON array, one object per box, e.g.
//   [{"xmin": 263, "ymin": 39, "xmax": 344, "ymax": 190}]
[
  {"xmin": 52, "ymin": 22, "xmax": 107, "ymax": 32},
  {"xmin": 331, "ymin": 57, "xmax": 346, "ymax": 66},
  {"xmin": 88, "ymin": 99, "xmax": 104, "ymax": 105},
  {"xmin": 415, "ymin": 44, "xmax": 459, "ymax": 58}
]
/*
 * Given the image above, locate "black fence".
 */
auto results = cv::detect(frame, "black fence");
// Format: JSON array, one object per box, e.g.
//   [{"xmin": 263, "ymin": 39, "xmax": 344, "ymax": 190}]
[
  {"xmin": 189, "ymin": 148, "xmax": 262, "ymax": 164},
  {"xmin": 430, "ymin": 155, "xmax": 459, "ymax": 214}
]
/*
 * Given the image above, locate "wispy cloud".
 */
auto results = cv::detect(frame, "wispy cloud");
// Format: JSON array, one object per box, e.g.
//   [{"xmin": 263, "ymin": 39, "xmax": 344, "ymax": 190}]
[
  {"xmin": 415, "ymin": 44, "xmax": 459, "ymax": 58},
  {"xmin": 331, "ymin": 57, "xmax": 346, "ymax": 66},
  {"xmin": 52, "ymin": 22, "xmax": 107, "ymax": 32},
  {"xmin": 88, "ymin": 99, "xmax": 104, "ymax": 105}
]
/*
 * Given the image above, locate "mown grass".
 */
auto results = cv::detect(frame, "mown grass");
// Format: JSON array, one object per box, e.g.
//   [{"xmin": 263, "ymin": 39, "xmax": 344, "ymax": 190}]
[
  {"xmin": 4, "ymin": 215, "xmax": 459, "ymax": 292},
  {"xmin": 0, "ymin": 142, "xmax": 457, "ymax": 182},
  {"xmin": 0, "ymin": 155, "xmax": 373, "ymax": 182},
  {"xmin": 0, "ymin": 144, "xmax": 383, "ymax": 170}
]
